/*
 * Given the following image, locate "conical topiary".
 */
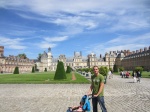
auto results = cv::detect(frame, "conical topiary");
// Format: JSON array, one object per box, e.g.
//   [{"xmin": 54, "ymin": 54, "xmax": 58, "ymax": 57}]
[
  {"xmin": 44, "ymin": 68, "xmax": 47, "ymax": 72},
  {"xmin": 54, "ymin": 61, "xmax": 66, "ymax": 80},
  {"xmin": 13, "ymin": 66, "xmax": 19, "ymax": 74},
  {"xmin": 32, "ymin": 66, "xmax": 35, "ymax": 73},
  {"xmin": 66, "ymin": 66, "xmax": 72, "ymax": 73}
]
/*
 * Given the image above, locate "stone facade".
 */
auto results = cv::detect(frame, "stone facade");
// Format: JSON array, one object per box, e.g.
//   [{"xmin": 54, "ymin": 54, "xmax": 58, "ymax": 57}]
[
  {"xmin": 1, "ymin": 45, "xmax": 149, "ymax": 73},
  {"xmin": 0, "ymin": 46, "xmax": 34, "ymax": 73},
  {"xmin": 36, "ymin": 46, "xmax": 150, "ymax": 72},
  {"xmin": 36, "ymin": 48, "xmax": 118, "ymax": 72},
  {"xmin": 121, "ymin": 47, "xmax": 150, "ymax": 70}
]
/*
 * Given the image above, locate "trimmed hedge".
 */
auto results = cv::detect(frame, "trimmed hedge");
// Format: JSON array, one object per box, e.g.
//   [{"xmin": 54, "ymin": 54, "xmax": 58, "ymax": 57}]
[
  {"xmin": 13, "ymin": 66, "xmax": 19, "ymax": 74},
  {"xmin": 54, "ymin": 61, "xmax": 67, "ymax": 80},
  {"xmin": 44, "ymin": 68, "xmax": 47, "ymax": 72},
  {"xmin": 66, "ymin": 66, "xmax": 72, "ymax": 73},
  {"xmin": 32, "ymin": 66, "xmax": 35, "ymax": 73}
]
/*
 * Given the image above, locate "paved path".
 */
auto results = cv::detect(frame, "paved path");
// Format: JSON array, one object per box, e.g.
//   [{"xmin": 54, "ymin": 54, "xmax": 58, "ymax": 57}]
[{"xmin": 0, "ymin": 75, "xmax": 150, "ymax": 112}]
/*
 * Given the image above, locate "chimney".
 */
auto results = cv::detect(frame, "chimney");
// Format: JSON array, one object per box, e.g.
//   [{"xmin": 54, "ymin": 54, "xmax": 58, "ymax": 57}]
[
  {"xmin": 100, "ymin": 54, "xmax": 102, "ymax": 58},
  {"xmin": 144, "ymin": 47, "xmax": 147, "ymax": 51},
  {"xmin": 140, "ymin": 49, "xmax": 143, "ymax": 52},
  {"xmin": 136, "ymin": 50, "xmax": 139, "ymax": 53},
  {"xmin": 133, "ymin": 51, "xmax": 135, "ymax": 54}
]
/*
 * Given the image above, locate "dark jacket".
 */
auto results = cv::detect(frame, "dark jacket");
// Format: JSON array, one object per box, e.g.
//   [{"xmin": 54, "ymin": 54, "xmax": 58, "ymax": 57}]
[{"xmin": 136, "ymin": 71, "xmax": 141, "ymax": 77}]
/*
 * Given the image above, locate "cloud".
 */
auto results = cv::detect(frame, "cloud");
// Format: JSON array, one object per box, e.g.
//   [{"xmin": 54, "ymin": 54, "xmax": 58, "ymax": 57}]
[
  {"xmin": 0, "ymin": 0, "xmax": 150, "ymax": 59},
  {"xmin": 0, "ymin": 36, "xmax": 27, "ymax": 49},
  {"xmin": 44, "ymin": 36, "xmax": 68, "ymax": 42},
  {"xmin": 37, "ymin": 36, "xmax": 69, "ymax": 49},
  {"xmin": 38, "ymin": 42, "xmax": 57, "ymax": 49},
  {"xmin": 4, "ymin": 0, "xmax": 148, "ymax": 35},
  {"xmin": 85, "ymin": 32, "xmax": 150, "ymax": 56}
]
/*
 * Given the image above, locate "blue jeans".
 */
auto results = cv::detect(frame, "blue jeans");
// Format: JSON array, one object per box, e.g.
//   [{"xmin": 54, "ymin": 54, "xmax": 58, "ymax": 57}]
[{"xmin": 92, "ymin": 96, "xmax": 107, "ymax": 112}]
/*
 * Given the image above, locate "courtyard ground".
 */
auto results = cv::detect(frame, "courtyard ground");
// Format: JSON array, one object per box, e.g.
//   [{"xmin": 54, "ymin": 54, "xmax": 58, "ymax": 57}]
[{"xmin": 0, "ymin": 75, "xmax": 150, "ymax": 112}]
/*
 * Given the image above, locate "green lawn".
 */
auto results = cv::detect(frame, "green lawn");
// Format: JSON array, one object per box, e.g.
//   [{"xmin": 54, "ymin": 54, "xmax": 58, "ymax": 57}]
[
  {"xmin": 0, "ymin": 72, "xmax": 90, "ymax": 84},
  {"xmin": 113, "ymin": 71, "xmax": 150, "ymax": 78}
]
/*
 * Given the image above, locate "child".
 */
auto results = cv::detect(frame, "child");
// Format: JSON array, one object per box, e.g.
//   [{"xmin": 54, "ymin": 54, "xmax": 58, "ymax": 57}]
[{"xmin": 67, "ymin": 101, "xmax": 84, "ymax": 112}]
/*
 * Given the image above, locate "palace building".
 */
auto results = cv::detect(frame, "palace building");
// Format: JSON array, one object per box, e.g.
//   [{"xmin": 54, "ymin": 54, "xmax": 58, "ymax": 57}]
[
  {"xmin": 0, "ymin": 46, "xmax": 34, "ymax": 73},
  {"xmin": 0, "ymin": 45, "xmax": 149, "ymax": 73},
  {"xmin": 36, "ymin": 46, "xmax": 150, "ymax": 72},
  {"xmin": 36, "ymin": 47, "xmax": 119, "ymax": 72},
  {"xmin": 121, "ymin": 47, "xmax": 150, "ymax": 71}
]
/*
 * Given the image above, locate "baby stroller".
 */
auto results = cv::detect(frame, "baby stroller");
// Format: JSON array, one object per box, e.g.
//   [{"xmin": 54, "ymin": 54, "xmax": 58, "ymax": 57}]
[{"xmin": 67, "ymin": 95, "xmax": 92, "ymax": 112}]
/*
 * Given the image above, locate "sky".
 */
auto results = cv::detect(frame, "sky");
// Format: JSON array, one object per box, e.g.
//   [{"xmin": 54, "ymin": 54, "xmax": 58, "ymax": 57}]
[{"xmin": 0, "ymin": 0, "xmax": 150, "ymax": 59}]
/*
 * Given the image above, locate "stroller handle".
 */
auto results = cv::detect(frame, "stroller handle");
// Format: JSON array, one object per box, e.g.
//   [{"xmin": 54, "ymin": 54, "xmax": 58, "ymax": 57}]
[{"xmin": 87, "ymin": 94, "xmax": 95, "ymax": 100}]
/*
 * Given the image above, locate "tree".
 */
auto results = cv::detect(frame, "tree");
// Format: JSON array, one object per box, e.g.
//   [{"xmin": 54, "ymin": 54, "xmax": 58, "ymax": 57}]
[
  {"xmin": 89, "ymin": 68, "xmax": 94, "ymax": 74},
  {"xmin": 119, "ymin": 67, "xmax": 124, "ymax": 72},
  {"xmin": 18, "ymin": 53, "xmax": 27, "ymax": 59},
  {"xmin": 113, "ymin": 64, "xmax": 118, "ymax": 72},
  {"xmin": 54, "ymin": 61, "xmax": 66, "ymax": 80},
  {"xmin": 13, "ymin": 66, "xmax": 19, "ymax": 74},
  {"xmin": 37, "ymin": 53, "xmax": 42, "ymax": 61},
  {"xmin": 135, "ymin": 66, "xmax": 143, "ymax": 73},
  {"xmin": 99, "ymin": 66, "xmax": 108, "ymax": 84},
  {"xmin": 66, "ymin": 66, "xmax": 71, "ymax": 73},
  {"xmin": 32, "ymin": 66, "xmax": 35, "ymax": 73},
  {"xmin": 99, "ymin": 66, "xmax": 108, "ymax": 76}
]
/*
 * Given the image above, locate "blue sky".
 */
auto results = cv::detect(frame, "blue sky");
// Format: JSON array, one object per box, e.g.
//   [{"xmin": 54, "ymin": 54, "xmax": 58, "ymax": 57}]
[{"xmin": 0, "ymin": 0, "xmax": 150, "ymax": 59}]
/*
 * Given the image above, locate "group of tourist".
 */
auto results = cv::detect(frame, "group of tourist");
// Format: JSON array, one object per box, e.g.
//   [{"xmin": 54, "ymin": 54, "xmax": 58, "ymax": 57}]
[
  {"xmin": 120, "ymin": 70, "xmax": 141, "ymax": 83},
  {"xmin": 120, "ymin": 71, "xmax": 130, "ymax": 78}
]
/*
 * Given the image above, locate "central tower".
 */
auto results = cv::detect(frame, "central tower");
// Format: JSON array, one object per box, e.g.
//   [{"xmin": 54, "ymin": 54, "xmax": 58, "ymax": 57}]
[{"xmin": 47, "ymin": 47, "xmax": 53, "ymax": 70}]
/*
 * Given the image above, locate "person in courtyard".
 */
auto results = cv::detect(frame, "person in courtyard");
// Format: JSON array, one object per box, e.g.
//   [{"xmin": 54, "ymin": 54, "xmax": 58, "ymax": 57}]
[
  {"xmin": 132, "ymin": 71, "xmax": 137, "ymax": 83},
  {"xmin": 121, "ymin": 71, "xmax": 124, "ymax": 78},
  {"xmin": 111, "ymin": 70, "xmax": 113, "ymax": 78},
  {"xmin": 108, "ymin": 70, "xmax": 112, "ymax": 79},
  {"xmin": 87, "ymin": 66, "xmax": 107, "ymax": 112},
  {"xmin": 125, "ymin": 71, "xmax": 130, "ymax": 78},
  {"xmin": 136, "ymin": 70, "xmax": 141, "ymax": 83}
]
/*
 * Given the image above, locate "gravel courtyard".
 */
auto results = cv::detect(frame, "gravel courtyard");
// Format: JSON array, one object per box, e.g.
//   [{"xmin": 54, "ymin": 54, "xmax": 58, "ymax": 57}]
[{"xmin": 0, "ymin": 75, "xmax": 150, "ymax": 112}]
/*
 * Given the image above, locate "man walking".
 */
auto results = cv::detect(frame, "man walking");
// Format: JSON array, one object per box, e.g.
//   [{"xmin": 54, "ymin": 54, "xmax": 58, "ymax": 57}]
[{"xmin": 88, "ymin": 66, "xmax": 107, "ymax": 112}]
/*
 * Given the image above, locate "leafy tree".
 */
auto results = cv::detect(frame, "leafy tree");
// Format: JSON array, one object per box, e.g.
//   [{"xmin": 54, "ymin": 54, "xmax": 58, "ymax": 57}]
[
  {"xmin": 99, "ymin": 66, "xmax": 108, "ymax": 84},
  {"xmin": 135, "ymin": 66, "xmax": 143, "ymax": 73},
  {"xmin": 109, "ymin": 68, "xmax": 113, "ymax": 71},
  {"xmin": 84, "ymin": 68, "xmax": 90, "ymax": 73},
  {"xmin": 13, "ymin": 66, "xmax": 19, "ymax": 74},
  {"xmin": 32, "ymin": 66, "xmax": 35, "ymax": 73},
  {"xmin": 119, "ymin": 67, "xmax": 124, "ymax": 72},
  {"xmin": 54, "ymin": 61, "xmax": 66, "ymax": 80},
  {"xmin": 66, "ymin": 66, "xmax": 72, "ymax": 73},
  {"xmin": 18, "ymin": 53, "xmax": 27, "ymax": 59},
  {"xmin": 99, "ymin": 66, "xmax": 108, "ymax": 76},
  {"xmin": 37, "ymin": 53, "xmax": 42, "ymax": 61},
  {"xmin": 89, "ymin": 68, "xmax": 94, "ymax": 74},
  {"xmin": 113, "ymin": 64, "xmax": 118, "ymax": 72}
]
